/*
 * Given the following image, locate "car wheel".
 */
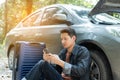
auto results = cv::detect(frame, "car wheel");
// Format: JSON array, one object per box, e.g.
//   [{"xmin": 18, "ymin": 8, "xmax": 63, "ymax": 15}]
[
  {"xmin": 8, "ymin": 47, "xmax": 15, "ymax": 70},
  {"xmin": 90, "ymin": 50, "xmax": 112, "ymax": 80},
  {"xmin": 12, "ymin": 52, "xmax": 18, "ymax": 80}
]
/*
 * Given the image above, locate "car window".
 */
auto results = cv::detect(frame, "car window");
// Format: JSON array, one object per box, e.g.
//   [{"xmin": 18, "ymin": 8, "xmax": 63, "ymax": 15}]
[
  {"xmin": 22, "ymin": 11, "xmax": 42, "ymax": 27},
  {"xmin": 40, "ymin": 7, "xmax": 72, "ymax": 25}
]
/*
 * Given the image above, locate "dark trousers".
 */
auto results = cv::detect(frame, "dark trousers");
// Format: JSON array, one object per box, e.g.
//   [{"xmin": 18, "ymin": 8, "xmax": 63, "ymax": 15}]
[{"xmin": 25, "ymin": 60, "xmax": 63, "ymax": 80}]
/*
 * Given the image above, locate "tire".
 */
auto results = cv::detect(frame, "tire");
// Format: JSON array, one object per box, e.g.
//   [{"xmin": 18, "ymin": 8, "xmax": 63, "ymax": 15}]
[
  {"xmin": 12, "ymin": 50, "xmax": 18, "ymax": 80},
  {"xmin": 8, "ymin": 47, "xmax": 15, "ymax": 70},
  {"xmin": 90, "ymin": 50, "xmax": 112, "ymax": 80}
]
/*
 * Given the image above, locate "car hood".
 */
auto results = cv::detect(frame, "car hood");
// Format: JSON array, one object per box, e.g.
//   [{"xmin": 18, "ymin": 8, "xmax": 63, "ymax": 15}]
[{"xmin": 89, "ymin": 0, "xmax": 120, "ymax": 16}]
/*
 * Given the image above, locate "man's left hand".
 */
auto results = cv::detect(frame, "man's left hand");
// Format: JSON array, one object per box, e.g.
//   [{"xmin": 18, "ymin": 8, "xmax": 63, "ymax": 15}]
[{"xmin": 50, "ymin": 54, "xmax": 61, "ymax": 64}]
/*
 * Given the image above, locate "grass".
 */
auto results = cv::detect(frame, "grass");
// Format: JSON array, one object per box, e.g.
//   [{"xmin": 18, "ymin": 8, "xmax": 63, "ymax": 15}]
[{"xmin": 0, "ymin": 44, "xmax": 6, "ymax": 58}]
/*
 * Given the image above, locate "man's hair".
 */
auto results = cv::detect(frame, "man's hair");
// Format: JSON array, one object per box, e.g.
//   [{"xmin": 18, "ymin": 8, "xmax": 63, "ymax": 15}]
[{"xmin": 60, "ymin": 28, "xmax": 77, "ymax": 38}]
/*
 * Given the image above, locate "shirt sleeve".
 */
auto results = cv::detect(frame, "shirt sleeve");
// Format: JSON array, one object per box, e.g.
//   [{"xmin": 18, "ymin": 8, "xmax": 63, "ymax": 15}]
[{"xmin": 63, "ymin": 62, "xmax": 72, "ymax": 76}]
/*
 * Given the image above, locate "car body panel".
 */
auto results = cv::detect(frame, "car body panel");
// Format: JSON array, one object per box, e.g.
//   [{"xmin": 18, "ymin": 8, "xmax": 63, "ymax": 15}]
[
  {"xmin": 71, "ymin": 23, "xmax": 120, "ymax": 80},
  {"xmin": 5, "ymin": 24, "xmax": 69, "ymax": 54}
]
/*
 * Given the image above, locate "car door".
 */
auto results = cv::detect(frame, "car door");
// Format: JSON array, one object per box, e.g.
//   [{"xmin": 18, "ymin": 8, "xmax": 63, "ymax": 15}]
[
  {"xmin": 5, "ymin": 9, "xmax": 44, "ymax": 53},
  {"xmin": 13, "ymin": 6, "xmax": 74, "ymax": 54},
  {"xmin": 36, "ymin": 6, "xmax": 73, "ymax": 54},
  {"xmin": 11, "ymin": 9, "xmax": 44, "ymax": 43}
]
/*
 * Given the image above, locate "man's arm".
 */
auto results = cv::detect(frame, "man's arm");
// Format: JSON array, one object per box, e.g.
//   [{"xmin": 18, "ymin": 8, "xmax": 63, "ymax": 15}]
[
  {"xmin": 50, "ymin": 54, "xmax": 72, "ymax": 76},
  {"xmin": 70, "ymin": 47, "xmax": 91, "ymax": 77},
  {"xmin": 45, "ymin": 46, "xmax": 91, "ymax": 77},
  {"xmin": 56, "ymin": 46, "xmax": 91, "ymax": 77}
]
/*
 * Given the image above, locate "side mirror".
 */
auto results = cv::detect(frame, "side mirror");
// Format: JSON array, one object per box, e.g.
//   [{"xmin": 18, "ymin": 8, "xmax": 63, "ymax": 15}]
[{"xmin": 52, "ymin": 14, "xmax": 67, "ymax": 21}]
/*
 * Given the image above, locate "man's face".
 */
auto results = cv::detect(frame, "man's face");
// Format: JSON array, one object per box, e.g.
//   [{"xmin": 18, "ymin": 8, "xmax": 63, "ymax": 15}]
[{"xmin": 61, "ymin": 33, "xmax": 76, "ymax": 49}]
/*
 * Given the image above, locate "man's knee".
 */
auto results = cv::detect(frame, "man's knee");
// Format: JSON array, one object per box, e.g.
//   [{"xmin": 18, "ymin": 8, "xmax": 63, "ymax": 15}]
[
  {"xmin": 37, "ymin": 60, "xmax": 48, "ymax": 67},
  {"xmin": 38, "ymin": 60, "xmax": 45, "ymax": 64}
]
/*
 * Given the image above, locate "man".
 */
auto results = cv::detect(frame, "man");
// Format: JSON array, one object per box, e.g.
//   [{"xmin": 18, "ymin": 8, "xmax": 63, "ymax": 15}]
[{"xmin": 22, "ymin": 28, "xmax": 91, "ymax": 80}]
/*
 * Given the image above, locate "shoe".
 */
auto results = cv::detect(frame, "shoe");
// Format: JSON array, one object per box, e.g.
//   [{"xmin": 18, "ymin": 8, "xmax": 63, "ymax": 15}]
[{"xmin": 21, "ymin": 77, "xmax": 27, "ymax": 80}]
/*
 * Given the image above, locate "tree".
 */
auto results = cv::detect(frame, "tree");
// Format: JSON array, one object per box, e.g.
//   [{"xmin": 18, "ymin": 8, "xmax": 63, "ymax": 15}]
[
  {"xmin": 26, "ymin": 0, "xmax": 33, "ymax": 15},
  {"xmin": 4, "ymin": 0, "xmax": 8, "ymax": 36}
]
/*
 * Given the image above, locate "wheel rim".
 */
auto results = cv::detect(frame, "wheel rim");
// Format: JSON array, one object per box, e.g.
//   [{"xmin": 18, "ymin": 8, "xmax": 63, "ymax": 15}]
[
  {"xmin": 90, "ymin": 59, "xmax": 100, "ymax": 80},
  {"xmin": 8, "ymin": 47, "xmax": 14, "ymax": 70}
]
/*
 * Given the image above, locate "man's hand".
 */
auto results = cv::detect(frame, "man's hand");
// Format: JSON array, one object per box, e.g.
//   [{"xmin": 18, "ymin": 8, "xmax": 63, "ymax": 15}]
[
  {"xmin": 43, "ymin": 51, "xmax": 60, "ymax": 64},
  {"xmin": 61, "ymin": 73, "xmax": 72, "ymax": 80},
  {"xmin": 43, "ymin": 50, "xmax": 65, "ymax": 67},
  {"xmin": 50, "ymin": 54, "xmax": 60, "ymax": 64},
  {"xmin": 50, "ymin": 54, "xmax": 65, "ymax": 68},
  {"xmin": 43, "ymin": 52, "xmax": 52, "ymax": 63}
]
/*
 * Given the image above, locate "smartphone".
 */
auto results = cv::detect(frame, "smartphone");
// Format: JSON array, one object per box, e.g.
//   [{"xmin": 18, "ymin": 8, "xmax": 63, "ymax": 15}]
[{"xmin": 43, "ymin": 48, "xmax": 49, "ymax": 54}]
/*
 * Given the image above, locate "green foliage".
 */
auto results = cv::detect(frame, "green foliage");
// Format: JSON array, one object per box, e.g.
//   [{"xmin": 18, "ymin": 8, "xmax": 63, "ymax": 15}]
[
  {"xmin": 113, "ymin": 13, "xmax": 120, "ymax": 19},
  {"xmin": 6, "ymin": 0, "xmax": 27, "ymax": 31},
  {"xmin": 57, "ymin": 0, "xmax": 96, "ymax": 8},
  {"xmin": 0, "ymin": 3, "xmax": 5, "ymax": 44}
]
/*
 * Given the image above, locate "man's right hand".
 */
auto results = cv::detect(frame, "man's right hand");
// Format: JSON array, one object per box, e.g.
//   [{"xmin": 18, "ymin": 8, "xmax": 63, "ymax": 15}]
[{"xmin": 61, "ymin": 73, "xmax": 72, "ymax": 80}]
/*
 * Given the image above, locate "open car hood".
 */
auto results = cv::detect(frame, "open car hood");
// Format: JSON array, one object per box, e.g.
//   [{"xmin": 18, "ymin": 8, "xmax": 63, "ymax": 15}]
[{"xmin": 89, "ymin": 0, "xmax": 120, "ymax": 16}]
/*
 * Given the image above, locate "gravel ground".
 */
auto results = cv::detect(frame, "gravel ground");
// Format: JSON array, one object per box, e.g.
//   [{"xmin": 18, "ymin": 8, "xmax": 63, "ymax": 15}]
[{"xmin": 0, "ymin": 58, "xmax": 12, "ymax": 80}]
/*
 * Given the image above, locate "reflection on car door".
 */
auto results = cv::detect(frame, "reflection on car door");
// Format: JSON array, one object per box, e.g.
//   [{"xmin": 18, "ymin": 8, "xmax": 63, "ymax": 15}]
[
  {"xmin": 15, "ymin": 10, "xmax": 43, "ymax": 41},
  {"xmin": 38, "ymin": 7, "xmax": 70, "ymax": 54}
]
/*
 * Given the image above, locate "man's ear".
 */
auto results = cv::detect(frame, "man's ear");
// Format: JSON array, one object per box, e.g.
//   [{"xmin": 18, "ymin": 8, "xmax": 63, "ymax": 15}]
[{"xmin": 72, "ymin": 35, "xmax": 76, "ymax": 41}]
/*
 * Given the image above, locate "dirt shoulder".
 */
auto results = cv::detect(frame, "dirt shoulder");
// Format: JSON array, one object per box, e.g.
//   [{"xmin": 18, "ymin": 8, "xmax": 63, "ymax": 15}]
[{"xmin": 0, "ymin": 58, "xmax": 12, "ymax": 80}]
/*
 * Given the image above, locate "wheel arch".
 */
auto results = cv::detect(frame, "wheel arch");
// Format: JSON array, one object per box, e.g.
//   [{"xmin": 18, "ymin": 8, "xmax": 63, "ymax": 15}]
[
  {"xmin": 78, "ymin": 40, "xmax": 113, "ymax": 80},
  {"xmin": 7, "ymin": 44, "xmax": 15, "ymax": 57}
]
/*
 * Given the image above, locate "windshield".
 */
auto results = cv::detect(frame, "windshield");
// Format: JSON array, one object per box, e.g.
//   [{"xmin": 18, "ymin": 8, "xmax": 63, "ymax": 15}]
[
  {"xmin": 70, "ymin": 6, "xmax": 90, "ymax": 19},
  {"xmin": 67, "ymin": 5, "xmax": 91, "ymax": 23},
  {"xmin": 74, "ymin": 10, "xmax": 89, "ymax": 19},
  {"xmin": 92, "ymin": 13, "xmax": 120, "ymax": 25},
  {"xmin": 69, "ymin": 5, "xmax": 120, "ymax": 25}
]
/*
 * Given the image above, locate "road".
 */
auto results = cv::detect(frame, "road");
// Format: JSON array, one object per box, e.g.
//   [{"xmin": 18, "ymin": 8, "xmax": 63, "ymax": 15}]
[{"xmin": 0, "ymin": 58, "xmax": 12, "ymax": 80}]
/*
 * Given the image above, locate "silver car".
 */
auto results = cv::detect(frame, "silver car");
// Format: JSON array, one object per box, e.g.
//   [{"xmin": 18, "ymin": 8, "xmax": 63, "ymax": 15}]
[{"xmin": 4, "ymin": 0, "xmax": 120, "ymax": 80}]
